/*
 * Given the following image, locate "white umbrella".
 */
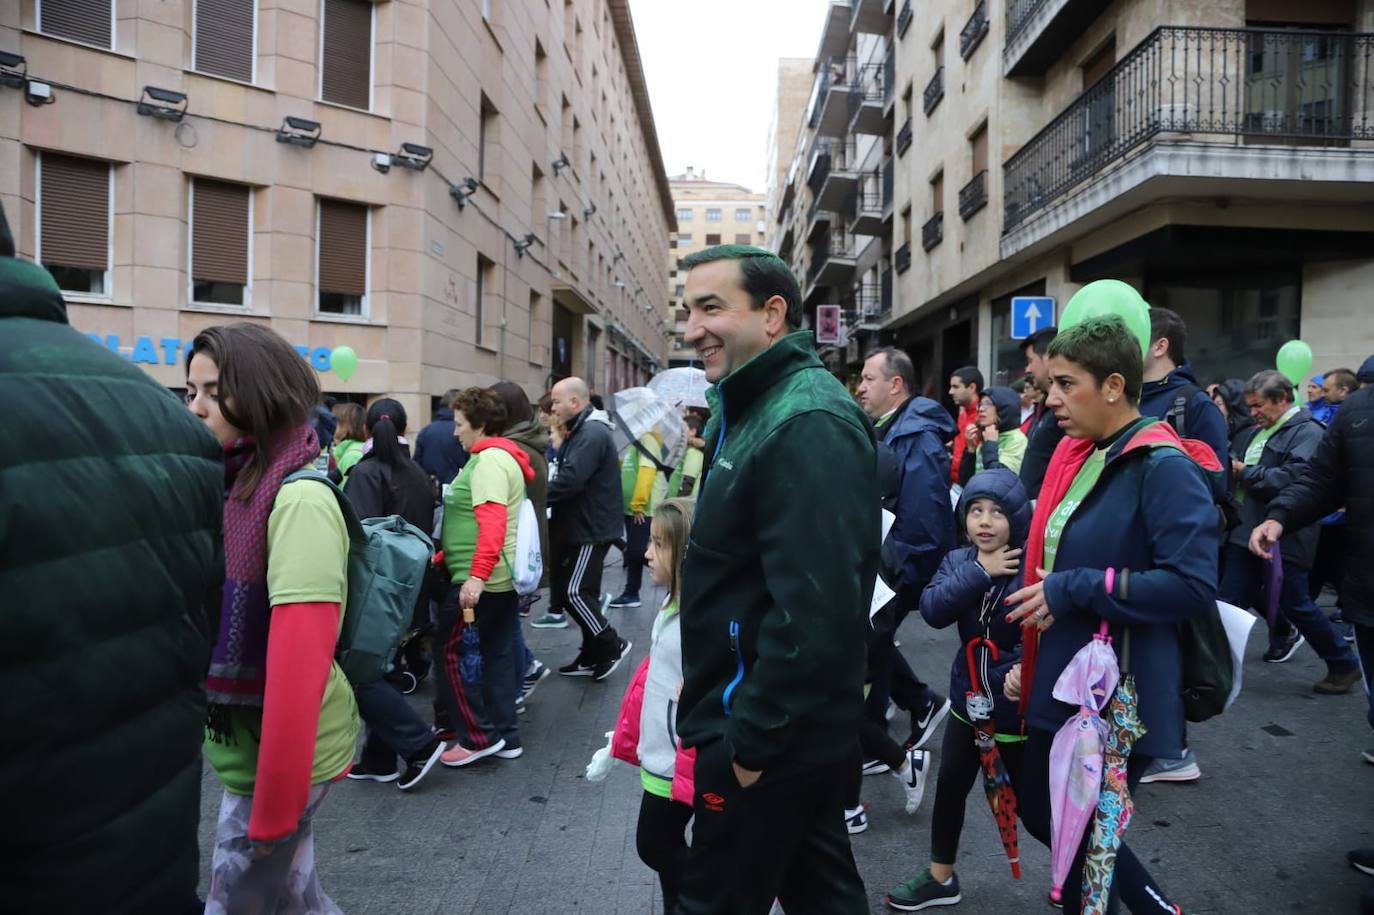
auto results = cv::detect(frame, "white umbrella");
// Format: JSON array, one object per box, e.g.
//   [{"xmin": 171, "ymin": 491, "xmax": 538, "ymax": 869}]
[
  {"xmin": 648, "ymin": 367, "xmax": 710, "ymax": 410},
  {"xmin": 607, "ymin": 387, "xmax": 687, "ymax": 475}
]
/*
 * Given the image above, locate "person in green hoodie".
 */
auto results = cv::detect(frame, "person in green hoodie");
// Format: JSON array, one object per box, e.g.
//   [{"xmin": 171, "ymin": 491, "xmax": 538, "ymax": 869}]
[
  {"xmin": 958, "ymin": 385, "xmax": 1028, "ymax": 485},
  {"xmin": 673, "ymin": 245, "xmax": 878, "ymax": 915}
]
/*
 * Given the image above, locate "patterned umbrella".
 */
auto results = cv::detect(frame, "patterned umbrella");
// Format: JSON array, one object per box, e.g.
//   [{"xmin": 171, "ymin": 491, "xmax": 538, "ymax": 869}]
[
  {"xmin": 1081, "ymin": 670, "xmax": 1146, "ymax": 915},
  {"xmin": 965, "ymin": 637, "xmax": 1022, "ymax": 879},
  {"xmin": 1047, "ymin": 622, "xmax": 1118, "ymax": 905},
  {"xmin": 647, "ymin": 366, "xmax": 710, "ymax": 409}
]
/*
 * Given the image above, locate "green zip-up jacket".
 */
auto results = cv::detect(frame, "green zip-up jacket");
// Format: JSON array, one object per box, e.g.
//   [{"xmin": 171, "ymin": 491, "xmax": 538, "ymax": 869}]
[{"xmin": 677, "ymin": 331, "xmax": 879, "ymax": 774}]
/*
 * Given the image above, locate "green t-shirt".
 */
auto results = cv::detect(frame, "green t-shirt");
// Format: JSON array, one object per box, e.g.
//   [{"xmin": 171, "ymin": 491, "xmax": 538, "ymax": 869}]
[
  {"xmin": 204, "ymin": 479, "xmax": 362, "ymax": 796},
  {"xmin": 976, "ymin": 428, "xmax": 1028, "ymax": 475},
  {"xmin": 621, "ymin": 434, "xmax": 668, "ymax": 515},
  {"xmin": 442, "ymin": 447, "xmax": 525, "ymax": 591},
  {"xmin": 1041, "ymin": 447, "xmax": 1107, "ymax": 573},
  {"xmin": 667, "ymin": 446, "xmax": 704, "ymax": 500},
  {"xmin": 1238, "ymin": 404, "xmax": 1301, "ymax": 504},
  {"xmin": 333, "ymin": 439, "xmax": 364, "ymax": 484}
]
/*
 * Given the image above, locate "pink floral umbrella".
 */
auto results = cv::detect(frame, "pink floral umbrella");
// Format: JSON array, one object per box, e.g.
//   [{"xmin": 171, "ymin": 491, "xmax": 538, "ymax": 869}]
[{"xmin": 1047, "ymin": 621, "xmax": 1118, "ymax": 905}]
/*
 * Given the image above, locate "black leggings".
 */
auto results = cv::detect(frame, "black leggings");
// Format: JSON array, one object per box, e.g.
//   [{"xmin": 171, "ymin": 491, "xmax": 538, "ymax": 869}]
[
  {"xmin": 1020, "ymin": 729, "xmax": 1175, "ymax": 914},
  {"xmin": 930, "ymin": 715, "xmax": 1025, "ymax": 866},
  {"xmin": 636, "ymin": 790, "xmax": 693, "ymax": 914}
]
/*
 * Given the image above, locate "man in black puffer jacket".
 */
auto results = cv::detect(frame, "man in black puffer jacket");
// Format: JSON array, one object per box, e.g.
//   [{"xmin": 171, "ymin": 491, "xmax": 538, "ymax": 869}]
[
  {"xmin": 0, "ymin": 203, "xmax": 224, "ymax": 914},
  {"xmin": 1224, "ymin": 371, "xmax": 1359, "ymax": 692}
]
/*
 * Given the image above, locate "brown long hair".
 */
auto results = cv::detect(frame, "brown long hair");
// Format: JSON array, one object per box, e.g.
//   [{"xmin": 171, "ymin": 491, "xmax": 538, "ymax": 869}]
[
  {"xmin": 652, "ymin": 497, "xmax": 695, "ymax": 605},
  {"xmin": 187, "ymin": 323, "xmax": 321, "ymax": 500},
  {"xmin": 333, "ymin": 402, "xmax": 366, "ymax": 442}
]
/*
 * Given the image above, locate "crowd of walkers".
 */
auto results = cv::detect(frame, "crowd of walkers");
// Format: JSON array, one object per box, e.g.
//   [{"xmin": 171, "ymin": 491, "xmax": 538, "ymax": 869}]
[{"xmin": 4, "ymin": 204, "xmax": 1374, "ymax": 915}]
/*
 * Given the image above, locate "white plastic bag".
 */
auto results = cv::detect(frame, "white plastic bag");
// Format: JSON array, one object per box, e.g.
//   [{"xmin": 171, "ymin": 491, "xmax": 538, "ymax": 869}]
[{"xmin": 584, "ymin": 731, "xmax": 616, "ymax": 783}]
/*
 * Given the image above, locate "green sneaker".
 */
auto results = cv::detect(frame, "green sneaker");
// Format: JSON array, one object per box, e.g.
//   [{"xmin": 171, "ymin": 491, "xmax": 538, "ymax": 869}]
[{"xmin": 886, "ymin": 869, "xmax": 961, "ymax": 911}]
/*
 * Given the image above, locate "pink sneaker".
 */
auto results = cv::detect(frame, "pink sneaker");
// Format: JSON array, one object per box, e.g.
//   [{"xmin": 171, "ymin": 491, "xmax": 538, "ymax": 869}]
[{"xmin": 440, "ymin": 738, "xmax": 507, "ymax": 767}]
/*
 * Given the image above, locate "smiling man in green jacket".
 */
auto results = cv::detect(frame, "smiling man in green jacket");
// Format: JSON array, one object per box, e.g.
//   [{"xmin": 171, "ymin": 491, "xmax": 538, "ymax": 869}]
[{"xmin": 674, "ymin": 245, "xmax": 878, "ymax": 915}]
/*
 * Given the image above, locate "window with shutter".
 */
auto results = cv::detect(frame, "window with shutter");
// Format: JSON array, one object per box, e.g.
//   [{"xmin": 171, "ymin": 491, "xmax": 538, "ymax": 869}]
[
  {"xmin": 195, "ymin": 0, "xmax": 255, "ymax": 83},
  {"xmin": 38, "ymin": 153, "xmax": 111, "ymax": 295},
  {"xmin": 191, "ymin": 179, "xmax": 251, "ymax": 306},
  {"xmin": 320, "ymin": 0, "xmax": 373, "ymax": 110},
  {"xmin": 39, "ymin": 0, "xmax": 114, "ymax": 48},
  {"xmin": 317, "ymin": 199, "xmax": 368, "ymax": 315}
]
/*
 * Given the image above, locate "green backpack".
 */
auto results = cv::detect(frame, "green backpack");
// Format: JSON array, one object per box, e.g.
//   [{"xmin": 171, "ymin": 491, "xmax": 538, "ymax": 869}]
[{"xmin": 283, "ymin": 470, "xmax": 434, "ymax": 685}]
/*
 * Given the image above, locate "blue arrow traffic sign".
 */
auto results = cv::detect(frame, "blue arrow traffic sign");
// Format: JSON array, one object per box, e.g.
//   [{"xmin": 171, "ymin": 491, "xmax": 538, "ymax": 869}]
[{"xmin": 1011, "ymin": 296, "xmax": 1055, "ymax": 339}]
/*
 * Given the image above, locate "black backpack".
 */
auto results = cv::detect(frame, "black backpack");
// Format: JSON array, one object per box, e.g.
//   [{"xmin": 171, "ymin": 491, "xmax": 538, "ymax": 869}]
[{"xmin": 1165, "ymin": 384, "xmax": 1241, "ymax": 533}]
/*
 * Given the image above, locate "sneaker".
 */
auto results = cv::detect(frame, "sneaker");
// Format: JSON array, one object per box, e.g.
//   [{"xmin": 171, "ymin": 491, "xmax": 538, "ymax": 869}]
[
  {"xmin": 893, "ymin": 747, "xmax": 931, "ymax": 814},
  {"xmin": 862, "ymin": 758, "xmax": 891, "ymax": 776},
  {"xmin": 515, "ymin": 695, "xmax": 527, "ymax": 715},
  {"xmin": 531, "ymin": 612, "xmax": 569, "ymax": 629},
  {"xmin": 1314, "ymin": 666, "xmax": 1363, "ymax": 695},
  {"xmin": 1349, "ymin": 848, "xmax": 1374, "ymax": 877},
  {"xmin": 906, "ymin": 695, "xmax": 952, "ymax": 751},
  {"xmin": 1362, "ymin": 749, "xmax": 1374, "ymax": 766},
  {"xmin": 608, "ymin": 593, "xmax": 642, "ymax": 609},
  {"xmin": 1140, "ymin": 748, "xmax": 1201, "ymax": 784},
  {"xmin": 440, "ymin": 737, "xmax": 507, "ymax": 767},
  {"xmin": 886, "ymin": 868, "xmax": 961, "ymax": 911},
  {"xmin": 522, "ymin": 660, "xmax": 551, "ymax": 699},
  {"xmin": 397, "ymin": 739, "xmax": 445, "ymax": 791},
  {"xmin": 592, "ymin": 639, "xmax": 633, "ymax": 682},
  {"xmin": 346, "ymin": 760, "xmax": 399, "ymax": 783},
  {"xmin": 886, "ymin": 699, "xmax": 898, "ymax": 721},
  {"xmin": 1263, "ymin": 631, "xmax": 1305, "ymax": 663},
  {"xmin": 844, "ymin": 805, "xmax": 869, "ymax": 835},
  {"xmin": 558, "ymin": 651, "xmax": 596, "ymax": 677},
  {"xmin": 495, "ymin": 743, "xmax": 524, "ymax": 759}
]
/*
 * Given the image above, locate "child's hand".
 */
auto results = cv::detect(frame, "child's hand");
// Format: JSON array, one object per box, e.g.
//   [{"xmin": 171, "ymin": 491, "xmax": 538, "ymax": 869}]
[
  {"xmin": 1003, "ymin": 662, "xmax": 1023, "ymax": 701},
  {"xmin": 977, "ymin": 545, "xmax": 1022, "ymax": 578}
]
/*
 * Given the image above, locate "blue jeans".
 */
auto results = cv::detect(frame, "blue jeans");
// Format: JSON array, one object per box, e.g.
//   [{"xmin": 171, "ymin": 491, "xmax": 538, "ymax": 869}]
[
  {"xmin": 354, "ymin": 678, "xmax": 435, "ymax": 770},
  {"xmin": 1220, "ymin": 544, "xmax": 1358, "ymax": 669}
]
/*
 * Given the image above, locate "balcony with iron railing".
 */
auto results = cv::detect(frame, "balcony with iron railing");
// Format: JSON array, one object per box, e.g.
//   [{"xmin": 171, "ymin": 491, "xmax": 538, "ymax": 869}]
[
  {"xmin": 808, "ymin": 136, "xmax": 860, "ymax": 212},
  {"xmin": 850, "ymin": 0, "xmax": 890, "ymax": 36},
  {"xmin": 805, "ymin": 231, "xmax": 860, "ymax": 295},
  {"xmin": 923, "ymin": 65, "xmax": 945, "ymax": 115},
  {"xmin": 853, "ymin": 279, "xmax": 887, "ymax": 327},
  {"xmin": 1003, "ymin": 26, "xmax": 1374, "ymax": 238},
  {"xmin": 897, "ymin": 117, "xmax": 914, "ymax": 155},
  {"xmin": 847, "ymin": 175, "xmax": 885, "ymax": 236},
  {"xmin": 809, "ymin": 56, "xmax": 858, "ymax": 138},
  {"xmin": 958, "ymin": 169, "xmax": 988, "ymax": 220},
  {"xmin": 960, "ymin": 0, "xmax": 989, "ymax": 60},
  {"xmin": 849, "ymin": 61, "xmax": 888, "ymax": 135},
  {"xmin": 922, "ymin": 211, "xmax": 944, "ymax": 251},
  {"xmin": 894, "ymin": 241, "xmax": 912, "ymax": 274},
  {"xmin": 1004, "ymin": 0, "xmax": 1105, "ymax": 78},
  {"xmin": 897, "ymin": 0, "xmax": 913, "ymax": 38}
]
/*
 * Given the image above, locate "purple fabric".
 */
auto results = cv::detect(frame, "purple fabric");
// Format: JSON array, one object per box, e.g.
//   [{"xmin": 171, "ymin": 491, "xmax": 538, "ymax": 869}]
[{"xmin": 1264, "ymin": 541, "xmax": 1284, "ymax": 629}]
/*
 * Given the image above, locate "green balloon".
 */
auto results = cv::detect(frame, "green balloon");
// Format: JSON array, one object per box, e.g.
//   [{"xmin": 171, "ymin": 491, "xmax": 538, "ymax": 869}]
[
  {"xmin": 330, "ymin": 345, "xmax": 358, "ymax": 382},
  {"xmin": 1276, "ymin": 340, "xmax": 1313, "ymax": 386},
  {"xmin": 1060, "ymin": 280, "xmax": 1152, "ymax": 357}
]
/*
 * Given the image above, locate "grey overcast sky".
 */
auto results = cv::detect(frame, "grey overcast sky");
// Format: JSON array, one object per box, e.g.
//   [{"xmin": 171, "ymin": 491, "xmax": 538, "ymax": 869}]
[{"xmin": 629, "ymin": 0, "xmax": 832, "ymax": 194}]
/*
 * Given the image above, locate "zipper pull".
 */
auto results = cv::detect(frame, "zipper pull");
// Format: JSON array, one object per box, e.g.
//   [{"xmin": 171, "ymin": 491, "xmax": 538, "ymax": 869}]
[{"xmin": 729, "ymin": 619, "xmax": 739, "ymax": 652}]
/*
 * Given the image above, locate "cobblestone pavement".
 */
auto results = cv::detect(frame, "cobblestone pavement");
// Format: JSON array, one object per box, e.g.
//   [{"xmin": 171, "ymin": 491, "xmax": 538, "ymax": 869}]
[{"xmin": 198, "ymin": 560, "xmax": 1374, "ymax": 913}]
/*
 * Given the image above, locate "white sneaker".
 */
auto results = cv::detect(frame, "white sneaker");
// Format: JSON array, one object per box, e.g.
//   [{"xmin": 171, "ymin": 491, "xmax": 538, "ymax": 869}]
[
  {"xmin": 862, "ymin": 758, "xmax": 891, "ymax": 776},
  {"xmin": 844, "ymin": 805, "xmax": 869, "ymax": 835},
  {"xmin": 893, "ymin": 747, "xmax": 931, "ymax": 814}
]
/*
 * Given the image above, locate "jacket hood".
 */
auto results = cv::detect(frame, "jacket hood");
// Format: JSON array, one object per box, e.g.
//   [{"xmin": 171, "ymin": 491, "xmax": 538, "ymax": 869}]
[
  {"xmin": 472, "ymin": 437, "xmax": 536, "ymax": 483},
  {"xmin": 0, "ymin": 257, "xmax": 68, "ymax": 325},
  {"xmin": 887, "ymin": 394, "xmax": 957, "ymax": 442},
  {"xmin": 1214, "ymin": 378, "xmax": 1250, "ymax": 430},
  {"xmin": 958, "ymin": 468, "xmax": 1033, "ymax": 547},
  {"xmin": 432, "ymin": 407, "xmax": 454, "ymax": 421},
  {"xmin": 1142, "ymin": 361, "xmax": 1201, "ymax": 398},
  {"xmin": 1359, "ymin": 355, "xmax": 1374, "ymax": 385},
  {"xmin": 503, "ymin": 417, "xmax": 550, "ymax": 454},
  {"xmin": 984, "ymin": 386, "xmax": 1021, "ymax": 433}
]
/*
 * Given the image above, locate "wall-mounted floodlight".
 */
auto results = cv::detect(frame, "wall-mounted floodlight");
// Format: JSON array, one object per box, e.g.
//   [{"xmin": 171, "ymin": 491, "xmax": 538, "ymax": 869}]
[
  {"xmin": 371, "ymin": 153, "xmax": 391, "ymax": 173},
  {"xmin": 276, "ymin": 116, "xmax": 321, "ymax": 148},
  {"xmin": 513, "ymin": 233, "xmax": 537, "ymax": 257},
  {"xmin": 138, "ymin": 86, "xmax": 188, "ymax": 121},
  {"xmin": 25, "ymin": 80, "xmax": 53, "ymax": 107},
  {"xmin": 393, "ymin": 143, "xmax": 433, "ymax": 171},
  {"xmin": 551, "ymin": 152, "xmax": 571, "ymax": 175},
  {"xmin": 0, "ymin": 51, "xmax": 26, "ymax": 89},
  {"xmin": 449, "ymin": 177, "xmax": 480, "ymax": 209}
]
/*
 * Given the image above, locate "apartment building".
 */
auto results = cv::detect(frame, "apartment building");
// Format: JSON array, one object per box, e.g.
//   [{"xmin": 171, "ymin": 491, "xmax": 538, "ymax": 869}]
[
  {"xmin": 0, "ymin": 0, "xmax": 674, "ymax": 420},
  {"xmin": 889, "ymin": 0, "xmax": 1374, "ymax": 396},
  {"xmin": 764, "ymin": 57, "xmax": 814, "ymax": 235},
  {"xmin": 665, "ymin": 168, "xmax": 766, "ymax": 367},
  {"xmin": 770, "ymin": 0, "xmax": 897, "ymax": 385}
]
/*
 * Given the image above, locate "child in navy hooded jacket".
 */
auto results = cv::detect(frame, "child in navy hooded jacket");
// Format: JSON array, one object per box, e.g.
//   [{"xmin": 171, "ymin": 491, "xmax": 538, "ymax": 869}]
[{"xmin": 886, "ymin": 468, "xmax": 1030, "ymax": 911}]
